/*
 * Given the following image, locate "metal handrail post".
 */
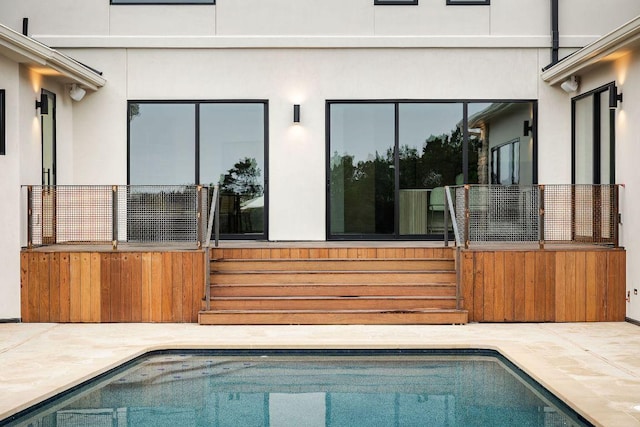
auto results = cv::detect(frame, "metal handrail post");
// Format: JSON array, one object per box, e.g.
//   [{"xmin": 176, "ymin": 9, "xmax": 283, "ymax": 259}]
[
  {"xmin": 214, "ymin": 187, "xmax": 220, "ymax": 247},
  {"xmin": 464, "ymin": 185, "xmax": 470, "ymax": 249},
  {"xmin": 538, "ymin": 185, "xmax": 545, "ymax": 249},
  {"xmin": 112, "ymin": 185, "xmax": 118, "ymax": 250},
  {"xmin": 444, "ymin": 187, "xmax": 449, "ymax": 247},
  {"xmin": 205, "ymin": 247, "xmax": 211, "ymax": 311},
  {"xmin": 455, "ymin": 247, "xmax": 461, "ymax": 310},
  {"xmin": 445, "ymin": 186, "xmax": 461, "ymax": 247},
  {"xmin": 196, "ymin": 185, "xmax": 203, "ymax": 249},
  {"xmin": 613, "ymin": 184, "xmax": 620, "ymax": 248},
  {"xmin": 27, "ymin": 185, "xmax": 33, "ymax": 249}
]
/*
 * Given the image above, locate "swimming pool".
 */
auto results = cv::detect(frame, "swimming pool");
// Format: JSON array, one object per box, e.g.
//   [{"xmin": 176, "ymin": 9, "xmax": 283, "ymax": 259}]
[{"xmin": 2, "ymin": 349, "xmax": 591, "ymax": 426}]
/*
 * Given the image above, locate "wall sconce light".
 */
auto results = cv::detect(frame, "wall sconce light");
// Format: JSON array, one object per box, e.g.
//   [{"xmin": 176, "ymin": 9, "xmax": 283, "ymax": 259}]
[
  {"xmin": 69, "ymin": 84, "xmax": 86, "ymax": 102},
  {"xmin": 609, "ymin": 84, "xmax": 623, "ymax": 109},
  {"xmin": 293, "ymin": 104, "xmax": 300, "ymax": 123},
  {"xmin": 523, "ymin": 120, "xmax": 533, "ymax": 136},
  {"xmin": 35, "ymin": 93, "xmax": 48, "ymax": 114},
  {"xmin": 560, "ymin": 75, "xmax": 579, "ymax": 93}
]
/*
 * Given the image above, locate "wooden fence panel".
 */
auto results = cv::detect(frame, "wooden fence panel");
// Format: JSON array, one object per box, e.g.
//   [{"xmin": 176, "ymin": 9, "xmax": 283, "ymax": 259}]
[
  {"xmin": 20, "ymin": 250, "xmax": 206, "ymax": 323},
  {"xmin": 459, "ymin": 248, "xmax": 626, "ymax": 322}
]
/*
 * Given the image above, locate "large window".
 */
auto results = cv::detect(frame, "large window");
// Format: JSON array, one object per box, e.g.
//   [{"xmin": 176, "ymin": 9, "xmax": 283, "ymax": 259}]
[
  {"xmin": 327, "ymin": 100, "xmax": 535, "ymax": 239},
  {"xmin": 112, "ymin": 0, "xmax": 213, "ymax": 4},
  {"xmin": 572, "ymin": 83, "xmax": 616, "ymax": 185},
  {"xmin": 128, "ymin": 101, "xmax": 267, "ymax": 238},
  {"xmin": 491, "ymin": 139, "xmax": 519, "ymax": 185}
]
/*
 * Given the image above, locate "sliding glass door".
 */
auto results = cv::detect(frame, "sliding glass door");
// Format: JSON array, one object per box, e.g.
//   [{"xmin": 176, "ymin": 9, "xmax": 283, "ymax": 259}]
[
  {"xmin": 329, "ymin": 103, "xmax": 395, "ymax": 236},
  {"xmin": 128, "ymin": 100, "xmax": 268, "ymax": 239},
  {"xmin": 327, "ymin": 100, "xmax": 536, "ymax": 240}
]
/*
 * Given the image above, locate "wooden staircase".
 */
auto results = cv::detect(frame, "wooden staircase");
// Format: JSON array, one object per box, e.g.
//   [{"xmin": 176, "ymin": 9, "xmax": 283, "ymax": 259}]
[{"xmin": 198, "ymin": 246, "xmax": 468, "ymax": 325}]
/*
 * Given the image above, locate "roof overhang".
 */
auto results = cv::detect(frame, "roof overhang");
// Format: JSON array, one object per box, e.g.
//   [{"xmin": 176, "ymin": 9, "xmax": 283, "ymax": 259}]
[
  {"xmin": 542, "ymin": 15, "xmax": 640, "ymax": 86},
  {"xmin": 0, "ymin": 23, "xmax": 106, "ymax": 91}
]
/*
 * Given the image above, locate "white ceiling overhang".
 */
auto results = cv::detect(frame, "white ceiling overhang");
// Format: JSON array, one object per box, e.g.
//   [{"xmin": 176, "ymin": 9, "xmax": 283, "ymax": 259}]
[{"xmin": 0, "ymin": 23, "xmax": 106, "ymax": 91}]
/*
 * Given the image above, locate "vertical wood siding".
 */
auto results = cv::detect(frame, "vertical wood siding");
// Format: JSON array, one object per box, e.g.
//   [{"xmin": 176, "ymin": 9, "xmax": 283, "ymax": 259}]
[
  {"xmin": 460, "ymin": 249, "xmax": 626, "ymax": 322},
  {"xmin": 21, "ymin": 251, "xmax": 205, "ymax": 323}
]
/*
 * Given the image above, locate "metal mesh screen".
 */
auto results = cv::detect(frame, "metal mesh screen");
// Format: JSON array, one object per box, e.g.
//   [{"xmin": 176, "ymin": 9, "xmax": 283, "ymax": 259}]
[
  {"xmin": 544, "ymin": 184, "xmax": 617, "ymax": 244},
  {"xmin": 25, "ymin": 185, "xmax": 209, "ymax": 246},
  {"xmin": 124, "ymin": 186, "xmax": 202, "ymax": 243},
  {"xmin": 56, "ymin": 409, "xmax": 118, "ymax": 427},
  {"xmin": 451, "ymin": 184, "xmax": 619, "ymax": 247},
  {"xmin": 28, "ymin": 185, "xmax": 113, "ymax": 245}
]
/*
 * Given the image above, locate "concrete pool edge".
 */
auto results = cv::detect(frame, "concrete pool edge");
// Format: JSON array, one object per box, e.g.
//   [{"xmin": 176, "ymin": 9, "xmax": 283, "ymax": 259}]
[{"xmin": 0, "ymin": 323, "xmax": 638, "ymax": 426}]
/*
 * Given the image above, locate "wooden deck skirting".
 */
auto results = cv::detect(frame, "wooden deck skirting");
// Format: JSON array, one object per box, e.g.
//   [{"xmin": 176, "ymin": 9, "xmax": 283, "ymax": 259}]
[
  {"xmin": 460, "ymin": 248, "xmax": 626, "ymax": 322},
  {"xmin": 20, "ymin": 245, "xmax": 626, "ymax": 324},
  {"xmin": 20, "ymin": 250, "xmax": 205, "ymax": 323}
]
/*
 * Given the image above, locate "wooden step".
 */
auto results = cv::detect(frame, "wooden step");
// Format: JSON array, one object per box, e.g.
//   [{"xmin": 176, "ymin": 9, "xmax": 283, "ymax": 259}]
[
  {"xmin": 209, "ymin": 296, "xmax": 457, "ymax": 311},
  {"xmin": 202, "ymin": 249, "xmax": 463, "ymax": 325},
  {"xmin": 211, "ymin": 271, "xmax": 456, "ymax": 285},
  {"xmin": 198, "ymin": 309, "xmax": 468, "ymax": 325},
  {"xmin": 212, "ymin": 258, "xmax": 455, "ymax": 272},
  {"xmin": 210, "ymin": 283, "xmax": 456, "ymax": 297}
]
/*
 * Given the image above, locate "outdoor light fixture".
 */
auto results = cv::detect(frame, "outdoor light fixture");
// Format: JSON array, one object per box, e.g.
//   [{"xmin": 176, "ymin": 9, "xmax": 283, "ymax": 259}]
[
  {"xmin": 609, "ymin": 84, "xmax": 623, "ymax": 109},
  {"xmin": 293, "ymin": 104, "xmax": 300, "ymax": 123},
  {"xmin": 560, "ymin": 75, "xmax": 579, "ymax": 93},
  {"xmin": 69, "ymin": 84, "xmax": 86, "ymax": 102},
  {"xmin": 523, "ymin": 120, "xmax": 533, "ymax": 136},
  {"xmin": 35, "ymin": 93, "xmax": 48, "ymax": 114}
]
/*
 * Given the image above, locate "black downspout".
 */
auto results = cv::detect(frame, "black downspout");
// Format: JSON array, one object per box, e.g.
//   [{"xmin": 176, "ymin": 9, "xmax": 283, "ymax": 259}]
[{"xmin": 551, "ymin": 0, "xmax": 559, "ymax": 64}]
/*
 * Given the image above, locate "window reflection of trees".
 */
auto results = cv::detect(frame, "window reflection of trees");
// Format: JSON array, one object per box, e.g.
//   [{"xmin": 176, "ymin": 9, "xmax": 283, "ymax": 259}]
[{"xmin": 331, "ymin": 127, "xmax": 481, "ymax": 234}]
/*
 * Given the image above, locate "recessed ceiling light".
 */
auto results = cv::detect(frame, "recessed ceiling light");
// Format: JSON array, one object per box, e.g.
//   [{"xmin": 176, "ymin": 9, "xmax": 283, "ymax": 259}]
[{"xmin": 633, "ymin": 405, "xmax": 640, "ymax": 412}]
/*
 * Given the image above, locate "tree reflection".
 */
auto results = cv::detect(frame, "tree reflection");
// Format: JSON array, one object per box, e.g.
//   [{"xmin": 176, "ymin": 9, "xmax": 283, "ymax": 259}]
[{"xmin": 331, "ymin": 127, "xmax": 480, "ymax": 234}]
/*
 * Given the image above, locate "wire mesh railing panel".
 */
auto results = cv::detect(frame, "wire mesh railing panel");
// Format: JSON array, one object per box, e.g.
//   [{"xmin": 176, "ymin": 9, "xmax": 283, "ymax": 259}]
[
  {"xmin": 544, "ymin": 184, "xmax": 617, "ymax": 244},
  {"xmin": 123, "ymin": 186, "xmax": 201, "ymax": 243},
  {"xmin": 24, "ymin": 185, "xmax": 210, "ymax": 246},
  {"xmin": 27, "ymin": 185, "xmax": 113, "ymax": 244},
  {"xmin": 449, "ymin": 184, "xmax": 619, "ymax": 247},
  {"xmin": 543, "ymin": 185, "xmax": 576, "ymax": 242},
  {"xmin": 467, "ymin": 185, "xmax": 539, "ymax": 243}
]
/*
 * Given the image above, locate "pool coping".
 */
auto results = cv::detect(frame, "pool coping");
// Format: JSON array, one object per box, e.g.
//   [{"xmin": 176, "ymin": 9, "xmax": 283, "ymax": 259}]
[{"xmin": 0, "ymin": 323, "xmax": 639, "ymax": 426}]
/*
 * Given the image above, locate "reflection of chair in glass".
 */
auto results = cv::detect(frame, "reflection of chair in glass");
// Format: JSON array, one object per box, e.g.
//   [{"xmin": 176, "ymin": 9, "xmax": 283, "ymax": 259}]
[{"xmin": 428, "ymin": 187, "xmax": 446, "ymax": 233}]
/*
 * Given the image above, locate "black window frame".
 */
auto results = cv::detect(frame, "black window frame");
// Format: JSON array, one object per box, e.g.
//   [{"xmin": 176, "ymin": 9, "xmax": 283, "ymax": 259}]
[
  {"xmin": 375, "ymin": 0, "xmax": 418, "ymax": 5},
  {"xmin": 325, "ymin": 99, "xmax": 537, "ymax": 241},
  {"xmin": 446, "ymin": 0, "xmax": 490, "ymax": 5},
  {"xmin": 126, "ymin": 99, "xmax": 269, "ymax": 240},
  {"xmin": 0, "ymin": 90, "xmax": 4, "ymax": 156},
  {"xmin": 490, "ymin": 138, "xmax": 520, "ymax": 185},
  {"xmin": 570, "ymin": 82, "xmax": 616, "ymax": 185},
  {"xmin": 110, "ymin": 0, "xmax": 214, "ymax": 5}
]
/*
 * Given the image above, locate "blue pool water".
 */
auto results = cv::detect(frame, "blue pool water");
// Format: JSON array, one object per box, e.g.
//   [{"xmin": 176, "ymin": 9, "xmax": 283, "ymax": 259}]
[{"xmin": 3, "ymin": 349, "xmax": 590, "ymax": 427}]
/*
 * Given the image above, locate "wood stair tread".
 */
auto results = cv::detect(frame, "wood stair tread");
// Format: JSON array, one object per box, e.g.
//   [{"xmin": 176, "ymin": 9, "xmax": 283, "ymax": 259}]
[
  {"xmin": 200, "ymin": 308, "xmax": 465, "ymax": 314},
  {"xmin": 211, "ymin": 296, "xmax": 456, "ymax": 300},
  {"xmin": 211, "ymin": 270, "xmax": 455, "ymax": 274},
  {"xmin": 202, "ymin": 247, "xmax": 463, "ymax": 325},
  {"xmin": 210, "ymin": 282, "xmax": 456, "ymax": 287},
  {"xmin": 212, "ymin": 258, "xmax": 453, "ymax": 261},
  {"xmin": 198, "ymin": 309, "xmax": 468, "ymax": 325}
]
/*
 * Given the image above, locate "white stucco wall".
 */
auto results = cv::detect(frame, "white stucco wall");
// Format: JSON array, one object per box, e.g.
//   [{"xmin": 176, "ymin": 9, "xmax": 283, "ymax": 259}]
[
  {"xmin": 59, "ymin": 46, "xmax": 543, "ymax": 242},
  {"xmin": 0, "ymin": 59, "xmax": 21, "ymax": 320}
]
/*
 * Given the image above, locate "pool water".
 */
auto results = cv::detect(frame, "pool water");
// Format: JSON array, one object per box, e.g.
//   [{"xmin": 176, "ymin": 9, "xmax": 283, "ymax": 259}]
[{"xmin": 3, "ymin": 349, "xmax": 590, "ymax": 427}]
